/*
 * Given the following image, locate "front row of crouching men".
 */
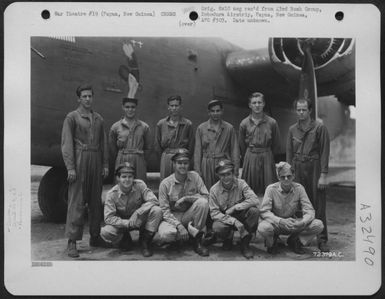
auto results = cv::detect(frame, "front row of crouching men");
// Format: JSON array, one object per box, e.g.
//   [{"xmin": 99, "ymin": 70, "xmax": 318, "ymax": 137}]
[{"xmin": 92, "ymin": 149, "xmax": 324, "ymax": 259}]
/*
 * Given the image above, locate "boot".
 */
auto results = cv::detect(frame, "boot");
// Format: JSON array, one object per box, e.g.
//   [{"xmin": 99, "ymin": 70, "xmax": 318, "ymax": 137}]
[
  {"xmin": 265, "ymin": 237, "xmax": 278, "ymax": 255},
  {"xmin": 318, "ymin": 241, "xmax": 330, "ymax": 253},
  {"xmin": 140, "ymin": 230, "xmax": 155, "ymax": 257},
  {"xmin": 287, "ymin": 235, "xmax": 305, "ymax": 254},
  {"xmin": 119, "ymin": 232, "xmax": 133, "ymax": 251},
  {"xmin": 240, "ymin": 234, "xmax": 253, "ymax": 259},
  {"xmin": 193, "ymin": 232, "xmax": 209, "ymax": 257},
  {"xmin": 222, "ymin": 238, "xmax": 233, "ymax": 250},
  {"xmin": 67, "ymin": 239, "xmax": 79, "ymax": 258},
  {"xmin": 90, "ymin": 235, "xmax": 110, "ymax": 248}
]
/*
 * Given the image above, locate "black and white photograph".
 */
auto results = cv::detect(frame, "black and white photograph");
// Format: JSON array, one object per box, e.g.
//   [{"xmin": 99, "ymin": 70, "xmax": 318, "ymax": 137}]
[
  {"xmin": 30, "ymin": 36, "xmax": 356, "ymax": 262},
  {"xmin": 4, "ymin": 2, "xmax": 381, "ymax": 296}
]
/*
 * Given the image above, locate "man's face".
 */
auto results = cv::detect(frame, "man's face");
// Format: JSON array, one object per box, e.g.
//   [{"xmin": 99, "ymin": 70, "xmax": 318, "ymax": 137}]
[
  {"xmin": 249, "ymin": 96, "xmax": 265, "ymax": 114},
  {"xmin": 174, "ymin": 160, "xmax": 189, "ymax": 175},
  {"xmin": 168, "ymin": 99, "xmax": 181, "ymax": 117},
  {"xmin": 117, "ymin": 172, "xmax": 135, "ymax": 190},
  {"xmin": 296, "ymin": 101, "xmax": 311, "ymax": 121},
  {"xmin": 278, "ymin": 169, "xmax": 294, "ymax": 192},
  {"xmin": 218, "ymin": 171, "xmax": 235, "ymax": 187},
  {"xmin": 78, "ymin": 89, "xmax": 93, "ymax": 109},
  {"xmin": 123, "ymin": 102, "xmax": 137, "ymax": 119},
  {"xmin": 208, "ymin": 105, "xmax": 223, "ymax": 121}
]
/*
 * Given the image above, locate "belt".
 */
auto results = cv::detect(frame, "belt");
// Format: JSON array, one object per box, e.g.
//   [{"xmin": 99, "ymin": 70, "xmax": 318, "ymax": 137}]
[
  {"xmin": 203, "ymin": 152, "xmax": 226, "ymax": 159},
  {"xmin": 248, "ymin": 146, "xmax": 270, "ymax": 154},
  {"xmin": 293, "ymin": 154, "xmax": 320, "ymax": 162},
  {"xmin": 75, "ymin": 141, "xmax": 100, "ymax": 152},
  {"xmin": 120, "ymin": 149, "xmax": 144, "ymax": 154}
]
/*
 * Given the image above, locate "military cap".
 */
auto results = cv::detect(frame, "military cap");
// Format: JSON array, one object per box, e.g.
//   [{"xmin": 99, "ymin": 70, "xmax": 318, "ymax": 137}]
[
  {"xmin": 207, "ymin": 99, "xmax": 223, "ymax": 109},
  {"xmin": 171, "ymin": 148, "xmax": 190, "ymax": 162},
  {"xmin": 215, "ymin": 159, "xmax": 234, "ymax": 174},
  {"xmin": 115, "ymin": 162, "xmax": 136, "ymax": 176},
  {"xmin": 122, "ymin": 97, "xmax": 138, "ymax": 105},
  {"xmin": 275, "ymin": 161, "xmax": 293, "ymax": 177}
]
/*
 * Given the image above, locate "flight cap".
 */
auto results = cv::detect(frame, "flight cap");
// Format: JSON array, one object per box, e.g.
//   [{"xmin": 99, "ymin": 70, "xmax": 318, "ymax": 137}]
[
  {"xmin": 207, "ymin": 99, "xmax": 223, "ymax": 109},
  {"xmin": 115, "ymin": 162, "xmax": 136, "ymax": 176},
  {"xmin": 215, "ymin": 159, "xmax": 234, "ymax": 174},
  {"xmin": 171, "ymin": 148, "xmax": 190, "ymax": 162},
  {"xmin": 122, "ymin": 97, "xmax": 138, "ymax": 105}
]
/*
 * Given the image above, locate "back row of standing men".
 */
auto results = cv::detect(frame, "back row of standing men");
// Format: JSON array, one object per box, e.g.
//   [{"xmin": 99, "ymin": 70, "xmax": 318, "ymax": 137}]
[{"xmin": 61, "ymin": 84, "xmax": 330, "ymax": 258}]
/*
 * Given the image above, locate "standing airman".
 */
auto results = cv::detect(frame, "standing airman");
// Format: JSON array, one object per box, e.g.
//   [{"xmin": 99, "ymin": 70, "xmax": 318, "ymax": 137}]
[
  {"xmin": 61, "ymin": 84, "xmax": 109, "ymax": 258},
  {"xmin": 109, "ymin": 97, "xmax": 151, "ymax": 181},
  {"xmin": 286, "ymin": 98, "xmax": 330, "ymax": 252},
  {"xmin": 239, "ymin": 92, "xmax": 281, "ymax": 196},
  {"xmin": 155, "ymin": 95, "xmax": 194, "ymax": 180}
]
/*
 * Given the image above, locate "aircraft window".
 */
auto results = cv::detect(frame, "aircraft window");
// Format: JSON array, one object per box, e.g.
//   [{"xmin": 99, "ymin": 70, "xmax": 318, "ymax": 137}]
[{"xmin": 48, "ymin": 36, "xmax": 76, "ymax": 43}]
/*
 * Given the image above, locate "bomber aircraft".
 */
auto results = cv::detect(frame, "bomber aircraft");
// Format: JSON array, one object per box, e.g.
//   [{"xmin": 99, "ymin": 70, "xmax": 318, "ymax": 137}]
[{"xmin": 31, "ymin": 37, "xmax": 355, "ymax": 221}]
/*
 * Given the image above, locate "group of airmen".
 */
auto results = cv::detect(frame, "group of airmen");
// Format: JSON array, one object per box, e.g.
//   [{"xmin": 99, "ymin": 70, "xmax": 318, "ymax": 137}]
[{"xmin": 61, "ymin": 84, "xmax": 330, "ymax": 259}]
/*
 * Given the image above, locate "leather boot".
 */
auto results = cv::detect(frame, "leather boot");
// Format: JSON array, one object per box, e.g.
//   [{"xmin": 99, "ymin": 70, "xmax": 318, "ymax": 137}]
[
  {"xmin": 222, "ymin": 238, "xmax": 233, "ymax": 250},
  {"xmin": 193, "ymin": 232, "xmax": 209, "ymax": 257},
  {"xmin": 287, "ymin": 235, "xmax": 305, "ymax": 254},
  {"xmin": 240, "ymin": 234, "xmax": 253, "ymax": 259},
  {"xmin": 119, "ymin": 232, "xmax": 133, "ymax": 251},
  {"xmin": 90, "ymin": 235, "xmax": 110, "ymax": 248},
  {"xmin": 318, "ymin": 241, "xmax": 330, "ymax": 253},
  {"xmin": 67, "ymin": 239, "xmax": 79, "ymax": 258},
  {"xmin": 140, "ymin": 230, "xmax": 155, "ymax": 257},
  {"xmin": 266, "ymin": 235, "xmax": 279, "ymax": 254}
]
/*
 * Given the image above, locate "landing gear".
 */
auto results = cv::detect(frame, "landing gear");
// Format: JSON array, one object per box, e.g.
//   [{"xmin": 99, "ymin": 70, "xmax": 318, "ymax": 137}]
[{"xmin": 38, "ymin": 167, "xmax": 68, "ymax": 222}]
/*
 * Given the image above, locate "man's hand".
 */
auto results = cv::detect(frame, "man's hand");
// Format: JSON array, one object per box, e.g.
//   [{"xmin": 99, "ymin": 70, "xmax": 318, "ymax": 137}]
[
  {"xmin": 292, "ymin": 220, "xmax": 306, "ymax": 232},
  {"xmin": 225, "ymin": 206, "xmax": 236, "ymax": 215},
  {"xmin": 67, "ymin": 169, "xmax": 76, "ymax": 183},
  {"xmin": 279, "ymin": 218, "xmax": 296, "ymax": 231},
  {"xmin": 318, "ymin": 173, "xmax": 328, "ymax": 190},
  {"xmin": 127, "ymin": 213, "xmax": 140, "ymax": 229},
  {"xmin": 234, "ymin": 220, "xmax": 248, "ymax": 238},
  {"xmin": 102, "ymin": 167, "xmax": 109, "ymax": 179},
  {"xmin": 174, "ymin": 197, "xmax": 185, "ymax": 209},
  {"xmin": 177, "ymin": 224, "xmax": 189, "ymax": 241}
]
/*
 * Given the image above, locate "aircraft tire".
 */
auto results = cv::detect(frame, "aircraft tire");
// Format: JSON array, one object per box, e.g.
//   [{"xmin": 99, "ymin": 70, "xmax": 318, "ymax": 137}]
[{"xmin": 38, "ymin": 167, "xmax": 68, "ymax": 222}]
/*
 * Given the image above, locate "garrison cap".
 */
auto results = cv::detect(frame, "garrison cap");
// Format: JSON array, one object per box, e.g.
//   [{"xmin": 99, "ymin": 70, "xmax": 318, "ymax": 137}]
[
  {"xmin": 115, "ymin": 162, "xmax": 136, "ymax": 176},
  {"xmin": 275, "ymin": 161, "xmax": 293, "ymax": 177},
  {"xmin": 171, "ymin": 148, "xmax": 190, "ymax": 162},
  {"xmin": 215, "ymin": 159, "xmax": 234, "ymax": 174},
  {"xmin": 207, "ymin": 99, "xmax": 223, "ymax": 109},
  {"xmin": 122, "ymin": 97, "xmax": 138, "ymax": 105}
]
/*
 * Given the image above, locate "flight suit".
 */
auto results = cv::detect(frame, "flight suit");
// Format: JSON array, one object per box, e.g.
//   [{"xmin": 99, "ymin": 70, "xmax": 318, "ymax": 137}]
[
  {"xmin": 61, "ymin": 109, "xmax": 108, "ymax": 241},
  {"xmin": 109, "ymin": 118, "xmax": 151, "ymax": 181},
  {"xmin": 239, "ymin": 114, "xmax": 281, "ymax": 196},
  {"xmin": 155, "ymin": 116, "xmax": 194, "ymax": 180},
  {"xmin": 286, "ymin": 120, "xmax": 330, "ymax": 244},
  {"xmin": 194, "ymin": 120, "xmax": 240, "ymax": 189},
  {"xmin": 101, "ymin": 181, "xmax": 162, "ymax": 244},
  {"xmin": 258, "ymin": 182, "xmax": 324, "ymax": 247}
]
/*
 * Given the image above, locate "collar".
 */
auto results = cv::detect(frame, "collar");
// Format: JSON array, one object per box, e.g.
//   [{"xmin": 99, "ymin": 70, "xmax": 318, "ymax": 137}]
[
  {"xmin": 121, "ymin": 118, "xmax": 139, "ymax": 129},
  {"xmin": 249, "ymin": 113, "xmax": 266, "ymax": 125},
  {"xmin": 115, "ymin": 183, "xmax": 137, "ymax": 197},
  {"xmin": 171, "ymin": 172, "xmax": 192, "ymax": 184},
  {"xmin": 297, "ymin": 119, "xmax": 315, "ymax": 132},
  {"xmin": 207, "ymin": 119, "xmax": 224, "ymax": 131},
  {"xmin": 277, "ymin": 183, "xmax": 295, "ymax": 194},
  {"xmin": 219, "ymin": 178, "xmax": 238, "ymax": 193},
  {"xmin": 166, "ymin": 115, "xmax": 186, "ymax": 125},
  {"xmin": 76, "ymin": 108, "xmax": 98, "ymax": 120}
]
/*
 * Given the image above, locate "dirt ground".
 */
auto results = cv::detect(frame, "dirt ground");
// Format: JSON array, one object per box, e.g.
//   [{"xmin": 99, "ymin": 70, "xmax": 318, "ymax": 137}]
[{"xmin": 31, "ymin": 166, "xmax": 355, "ymax": 261}]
